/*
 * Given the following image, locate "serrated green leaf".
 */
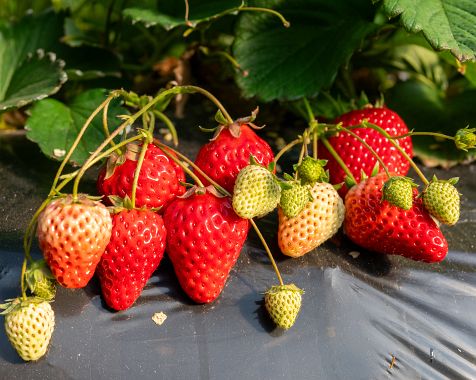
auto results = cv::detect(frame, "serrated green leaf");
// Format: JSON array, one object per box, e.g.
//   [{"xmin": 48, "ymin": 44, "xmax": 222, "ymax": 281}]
[
  {"xmin": 233, "ymin": 0, "xmax": 377, "ymax": 101},
  {"xmin": 380, "ymin": 0, "xmax": 476, "ymax": 62},
  {"xmin": 123, "ymin": 0, "xmax": 241, "ymax": 30},
  {"xmin": 26, "ymin": 89, "xmax": 127, "ymax": 165},
  {"xmin": 387, "ymin": 80, "xmax": 476, "ymax": 167},
  {"xmin": 0, "ymin": 11, "xmax": 67, "ymax": 112}
]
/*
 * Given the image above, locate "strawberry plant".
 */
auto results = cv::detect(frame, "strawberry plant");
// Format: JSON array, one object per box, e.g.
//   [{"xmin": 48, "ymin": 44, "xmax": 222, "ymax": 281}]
[{"xmin": 0, "ymin": 0, "xmax": 476, "ymax": 366}]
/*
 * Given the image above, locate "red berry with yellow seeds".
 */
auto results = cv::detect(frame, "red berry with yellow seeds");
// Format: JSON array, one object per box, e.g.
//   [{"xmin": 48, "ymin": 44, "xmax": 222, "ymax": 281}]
[{"xmin": 37, "ymin": 194, "xmax": 112, "ymax": 288}]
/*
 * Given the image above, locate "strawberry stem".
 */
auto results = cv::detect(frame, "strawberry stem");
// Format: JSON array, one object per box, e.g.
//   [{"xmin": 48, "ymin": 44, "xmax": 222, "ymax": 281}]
[
  {"xmin": 320, "ymin": 137, "xmax": 357, "ymax": 184},
  {"xmin": 49, "ymin": 94, "xmax": 115, "ymax": 197},
  {"xmin": 20, "ymin": 258, "xmax": 27, "ymax": 300},
  {"xmin": 312, "ymin": 129, "xmax": 318, "ymax": 160},
  {"xmin": 335, "ymin": 125, "xmax": 391, "ymax": 178},
  {"xmin": 391, "ymin": 131, "xmax": 455, "ymax": 141},
  {"xmin": 250, "ymin": 219, "xmax": 284, "ymax": 286},
  {"xmin": 274, "ymin": 138, "xmax": 302, "ymax": 165},
  {"xmin": 102, "ymin": 100, "xmax": 119, "ymax": 152},
  {"xmin": 302, "ymin": 97, "xmax": 319, "ymax": 159},
  {"xmin": 295, "ymin": 130, "xmax": 309, "ymax": 180},
  {"xmin": 238, "ymin": 6, "xmax": 290, "ymax": 28},
  {"xmin": 131, "ymin": 112, "xmax": 155, "ymax": 208},
  {"xmin": 153, "ymin": 110, "xmax": 179, "ymax": 146},
  {"xmin": 360, "ymin": 121, "xmax": 429, "ymax": 186},
  {"xmin": 157, "ymin": 143, "xmax": 205, "ymax": 188}
]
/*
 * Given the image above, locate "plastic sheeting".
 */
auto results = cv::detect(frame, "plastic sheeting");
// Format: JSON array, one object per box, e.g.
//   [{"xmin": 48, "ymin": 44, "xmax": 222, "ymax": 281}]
[{"xmin": 1, "ymin": 135, "xmax": 476, "ymax": 379}]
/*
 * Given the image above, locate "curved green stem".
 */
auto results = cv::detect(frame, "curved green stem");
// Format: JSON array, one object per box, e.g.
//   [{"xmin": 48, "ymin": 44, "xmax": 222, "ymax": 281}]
[
  {"xmin": 274, "ymin": 138, "xmax": 302, "ymax": 165},
  {"xmin": 49, "ymin": 95, "xmax": 115, "ymax": 197},
  {"xmin": 336, "ymin": 126, "xmax": 391, "ymax": 178},
  {"xmin": 131, "ymin": 112, "xmax": 155, "ymax": 208},
  {"xmin": 321, "ymin": 137, "xmax": 357, "ymax": 184},
  {"xmin": 250, "ymin": 219, "xmax": 284, "ymax": 286},
  {"xmin": 295, "ymin": 130, "xmax": 308, "ymax": 180},
  {"xmin": 182, "ymin": 85, "xmax": 233, "ymax": 124},
  {"xmin": 20, "ymin": 258, "xmax": 27, "ymax": 300},
  {"xmin": 158, "ymin": 144, "xmax": 205, "ymax": 187},
  {"xmin": 153, "ymin": 110, "xmax": 179, "ymax": 146},
  {"xmin": 391, "ymin": 131, "xmax": 455, "ymax": 141},
  {"xmin": 312, "ymin": 130, "xmax": 318, "ymax": 159},
  {"xmin": 239, "ymin": 6, "xmax": 290, "ymax": 28},
  {"xmin": 102, "ymin": 100, "xmax": 119, "ymax": 151},
  {"xmin": 362, "ymin": 121, "xmax": 429, "ymax": 186}
]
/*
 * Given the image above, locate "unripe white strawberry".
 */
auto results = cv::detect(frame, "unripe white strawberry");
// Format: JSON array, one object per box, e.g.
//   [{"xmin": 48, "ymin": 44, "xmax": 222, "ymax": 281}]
[
  {"xmin": 278, "ymin": 182, "xmax": 344, "ymax": 257},
  {"xmin": 265, "ymin": 284, "xmax": 303, "ymax": 329},
  {"xmin": 232, "ymin": 164, "xmax": 281, "ymax": 219},
  {"xmin": 2, "ymin": 297, "xmax": 55, "ymax": 361}
]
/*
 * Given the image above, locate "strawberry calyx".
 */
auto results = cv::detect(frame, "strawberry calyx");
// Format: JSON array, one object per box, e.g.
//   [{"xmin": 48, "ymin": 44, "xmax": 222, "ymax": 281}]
[
  {"xmin": 0, "ymin": 297, "xmax": 50, "ymax": 316},
  {"xmin": 178, "ymin": 185, "xmax": 228, "ymax": 199},
  {"xmin": 207, "ymin": 107, "xmax": 262, "ymax": 141},
  {"xmin": 107, "ymin": 195, "xmax": 162, "ymax": 213},
  {"xmin": 25, "ymin": 260, "xmax": 56, "ymax": 301},
  {"xmin": 454, "ymin": 127, "xmax": 476, "ymax": 151}
]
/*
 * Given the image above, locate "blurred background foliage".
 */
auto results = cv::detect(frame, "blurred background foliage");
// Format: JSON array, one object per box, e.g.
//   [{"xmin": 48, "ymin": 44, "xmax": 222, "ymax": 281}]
[{"xmin": 0, "ymin": 0, "xmax": 475, "ymax": 167}]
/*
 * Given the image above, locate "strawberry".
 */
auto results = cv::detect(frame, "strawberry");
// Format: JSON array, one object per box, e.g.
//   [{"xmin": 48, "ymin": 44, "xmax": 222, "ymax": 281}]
[
  {"xmin": 265, "ymin": 284, "xmax": 303, "ymax": 330},
  {"xmin": 163, "ymin": 188, "xmax": 249, "ymax": 303},
  {"xmin": 344, "ymin": 172, "xmax": 448, "ymax": 262},
  {"xmin": 232, "ymin": 163, "xmax": 281, "ymax": 219},
  {"xmin": 97, "ymin": 208, "xmax": 167, "ymax": 311},
  {"xmin": 278, "ymin": 182, "xmax": 344, "ymax": 257},
  {"xmin": 97, "ymin": 143, "xmax": 186, "ymax": 210},
  {"xmin": 194, "ymin": 116, "xmax": 274, "ymax": 193},
  {"xmin": 279, "ymin": 182, "xmax": 312, "ymax": 218},
  {"xmin": 381, "ymin": 176, "xmax": 417, "ymax": 210},
  {"xmin": 422, "ymin": 176, "xmax": 460, "ymax": 226},
  {"xmin": 319, "ymin": 107, "xmax": 413, "ymax": 195},
  {"xmin": 295, "ymin": 157, "xmax": 328, "ymax": 185},
  {"xmin": 2, "ymin": 297, "xmax": 55, "ymax": 361},
  {"xmin": 37, "ymin": 194, "xmax": 112, "ymax": 288}
]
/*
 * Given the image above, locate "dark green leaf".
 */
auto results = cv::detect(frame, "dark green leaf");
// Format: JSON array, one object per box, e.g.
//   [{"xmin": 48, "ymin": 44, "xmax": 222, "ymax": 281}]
[
  {"xmin": 233, "ymin": 0, "xmax": 377, "ymax": 101},
  {"xmin": 0, "ymin": 51, "xmax": 67, "ymax": 112},
  {"xmin": 26, "ymin": 89, "xmax": 127, "ymax": 166},
  {"xmin": 380, "ymin": 0, "xmax": 476, "ymax": 62},
  {"xmin": 0, "ymin": 11, "xmax": 67, "ymax": 111}
]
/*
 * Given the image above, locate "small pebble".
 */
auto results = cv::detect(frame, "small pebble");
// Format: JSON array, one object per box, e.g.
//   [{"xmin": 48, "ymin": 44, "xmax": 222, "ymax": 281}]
[
  {"xmin": 349, "ymin": 251, "xmax": 360, "ymax": 259},
  {"xmin": 152, "ymin": 312, "xmax": 167, "ymax": 326}
]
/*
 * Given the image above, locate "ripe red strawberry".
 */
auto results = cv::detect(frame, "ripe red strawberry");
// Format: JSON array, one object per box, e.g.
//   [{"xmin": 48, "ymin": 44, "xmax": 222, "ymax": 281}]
[
  {"xmin": 319, "ymin": 107, "xmax": 413, "ymax": 195},
  {"xmin": 97, "ymin": 209, "xmax": 166, "ymax": 311},
  {"xmin": 344, "ymin": 173, "xmax": 448, "ymax": 263},
  {"xmin": 163, "ymin": 188, "xmax": 249, "ymax": 303},
  {"xmin": 194, "ymin": 123, "xmax": 274, "ymax": 193},
  {"xmin": 37, "ymin": 194, "xmax": 112, "ymax": 288},
  {"xmin": 97, "ymin": 143, "xmax": 185, "ymax": 210}
]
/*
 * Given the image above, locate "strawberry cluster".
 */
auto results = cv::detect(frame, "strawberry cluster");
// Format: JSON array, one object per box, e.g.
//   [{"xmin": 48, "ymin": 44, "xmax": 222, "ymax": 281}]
[{"xmin": 2, "ymin": 86, "xmax": 473, "ymax": 363}]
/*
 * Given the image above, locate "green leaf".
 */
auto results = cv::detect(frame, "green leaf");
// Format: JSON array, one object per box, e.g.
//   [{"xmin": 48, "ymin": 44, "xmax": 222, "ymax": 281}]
[
  {"xmin": 0, "ymin": 51, "xmax": 67, "ymax": 112},
  {"xmin": 380, "ymin": 0, "xmax": 476, "ymax": 62},
  {"xmin": 386, "ymin": 80, "xmax": 476, "ymax": 167},
  {"xmin": 233, "ymin": 0, "xmax": 377, "ymax": 101},
  {"xmin": 26, "ymin": 89, "xmax": 127, "ymax": 166},
  {"xmin": 0, "ymin": 11, "xmax": 67, "ymax": 112},
  {"xmin": 123, "ymin": 0, "xmax": 242, "ymax": 30}
]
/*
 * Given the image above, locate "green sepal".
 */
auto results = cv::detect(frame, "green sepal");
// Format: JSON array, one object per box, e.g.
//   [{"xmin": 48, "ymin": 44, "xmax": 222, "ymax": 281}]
[
  {"xmin": 370, "ymin": 162, "xmax": 380, "ymax": 177},
  {"xmin": 448, "ymin": 177, "xmax": 459, "ymax": 185},
  {"xmin": 0, "ymin": 297, "xmax": 50, "ymax": 316},
  {"xmin": 215, "ymin": 109, "xmax": 229, "ymax": 125},
  {"xmin": 454, "ymin": 126, "xmax": 476, "ymax": 151},
  {"xmin": 267, "ymin": 161, "xmax": 276, "ymax": 173},
  {"xmin": 283, "ymin": 173, "xmax": 295, "ymax": 181}
]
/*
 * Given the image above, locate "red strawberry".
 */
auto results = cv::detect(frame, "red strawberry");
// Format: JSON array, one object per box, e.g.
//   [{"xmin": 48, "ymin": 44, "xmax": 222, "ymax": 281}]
[
  {"xmin": 344, "ymin": 173, "xmax": 447, "ymax": 263},
  {"xmin": 163, "ymin": 188, "xmax": 249, "ymax": 303},
  {"xmin": 97, "ymin": 209, "xmax": 167, "ymax": 311},
  {"xmin": 194, "ymin": 123, "xmax": 274, "ymax": 193},
  {"xmin": 97, "ymin": 143, "xmax": 185, "ymax": 210},
  {"xmin": 37, "ymin": 194, "xmax": 112, "ymax": 288},
  {"xmin": 319, "ymin": 107, "xmax": 413, "ymax": 195}
]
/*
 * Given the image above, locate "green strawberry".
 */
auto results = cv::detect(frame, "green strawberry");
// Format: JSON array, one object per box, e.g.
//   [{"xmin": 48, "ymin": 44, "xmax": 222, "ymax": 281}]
[
  {"xmin": 2, "ymin": 297, "xmax": 55, "ymax": 361},
  {"xmin": 422, "ymin": 176, "xmax": 460, "ymax": 225},
  {"xmin": 25, "ymin": 260, "xmax": 56, "ymax": 301},
  {"xmin": 295, "ymin": 157, "xmax": 328, "ymax": 185},
  {"xmin": 265, "ymin": 284, "xmax": 303, "ymax": 330},
  {"xmin": 279, "ymin": 182, "xmax": 312, "ymax": 218},
  {"xmin": 454, "ymin": 127, "xmax": 476, "ymax": 151},
  {"xmin": 232, "ymin": 162, "xmax": 281, "ymax": 219},
  {"xmin": 381, "ymin": 176, "xmax": 417, "ymax": 210}
]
